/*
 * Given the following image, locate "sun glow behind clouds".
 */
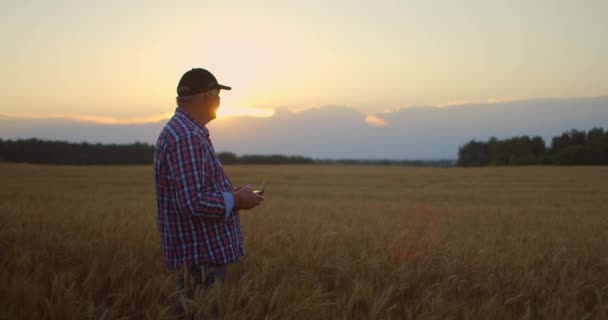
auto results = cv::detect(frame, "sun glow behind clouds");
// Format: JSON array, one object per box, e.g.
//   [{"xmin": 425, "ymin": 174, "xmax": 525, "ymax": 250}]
[
  {"xmin": 171, "ymin": 11, "xmax": 313, "ymax": 119},
  {"xmin": 365, "ymin": 115, "xmax": 389, "ymax": 127},
  {"xmin": 216, "ymin": 105, "xmax": 274, "ymax": 118}
]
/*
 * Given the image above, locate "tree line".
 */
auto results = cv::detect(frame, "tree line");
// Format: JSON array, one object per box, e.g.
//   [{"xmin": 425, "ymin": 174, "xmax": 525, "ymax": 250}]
[
  {"xmin": 0, "ymin": 138, "xmax": 314, "ymax": 165},
  {"xmin": 216, "ymin": 152, "xmax": 314, "ymax": 165},
  {"xmin": 458, "ymin": 127, "xmax": 608, "ymax": 166},
  {"xmin": 2, "ymin": 127, "xmax": 606, "ymax": 166},
  {"xmin": 315, "ymin": 159, "xmax": 455, "ymax": 167}
]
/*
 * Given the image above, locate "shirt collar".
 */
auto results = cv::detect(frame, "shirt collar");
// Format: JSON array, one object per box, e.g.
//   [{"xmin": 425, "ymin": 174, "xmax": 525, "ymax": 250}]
[{"xmin": 175, "ymin": 107, "xmax": 210, "ymax": 138}]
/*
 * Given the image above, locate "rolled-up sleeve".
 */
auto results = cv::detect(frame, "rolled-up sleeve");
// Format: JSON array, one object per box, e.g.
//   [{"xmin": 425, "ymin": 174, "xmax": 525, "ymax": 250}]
[
  {"xmin": 167, "ymin": 133, "xmax": 229, "ymax": 219},
  {"xmin": 222, "ymin": 192, "xmax": 234, "ymax": 218}
]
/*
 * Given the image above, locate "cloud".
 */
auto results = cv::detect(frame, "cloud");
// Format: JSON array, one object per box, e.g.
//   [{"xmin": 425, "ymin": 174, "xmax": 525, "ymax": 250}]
[
  {"xmin": 365, "ymin": 115, "xmax": 389, "ymax": 127},
  {"xmin": 1, "ymin": 96, "xmax": 607, "ymax": 159},
  {"xmin": 430, "ymin": 97, "xmax": 524, "ymax": 108}
]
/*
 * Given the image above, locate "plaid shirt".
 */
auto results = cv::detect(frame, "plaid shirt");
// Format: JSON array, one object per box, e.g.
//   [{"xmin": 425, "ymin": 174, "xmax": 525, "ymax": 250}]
[{"xmin": 153, "ymin": 108, "xmax": 244, "ymax": 271}]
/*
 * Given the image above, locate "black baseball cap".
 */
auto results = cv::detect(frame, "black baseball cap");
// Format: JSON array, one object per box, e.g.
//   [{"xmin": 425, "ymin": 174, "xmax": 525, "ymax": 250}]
[{"xmin": 176, "ymin": 68, "xmax": 231, "ymax": 97}]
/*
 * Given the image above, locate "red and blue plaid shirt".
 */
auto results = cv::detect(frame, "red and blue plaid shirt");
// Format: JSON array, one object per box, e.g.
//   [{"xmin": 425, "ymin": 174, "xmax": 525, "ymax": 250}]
[{"xmin": 154, "ymin": 108, "xmax": 244, "ymax": 271}]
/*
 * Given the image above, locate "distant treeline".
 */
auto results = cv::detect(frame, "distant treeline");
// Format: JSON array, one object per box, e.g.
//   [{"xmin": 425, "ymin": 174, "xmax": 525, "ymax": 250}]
[
  {"xmin": 315, "ymin": 159, "xmax": 456, "ymax": 167},
  {"xmin": 0, "ymin": 139, "xmax": 153, "ymax": 165},
  {"xmin": 0, "ymin": 138, "xmax": 314, "ymax": 165},
  {"xmin": 0, "ymin": 138, "xmax": 452, "ymax": 166},
  {"xmin": 458, "ymin": 127, "xmax": 608, "ymax": 166},
  {"xmin": 3, "ymin": 127, "xmax": 606, "ymax": 166},
  {"xmin": 217, "ymin": 152, "xmax": 314, "ymax": 165}
]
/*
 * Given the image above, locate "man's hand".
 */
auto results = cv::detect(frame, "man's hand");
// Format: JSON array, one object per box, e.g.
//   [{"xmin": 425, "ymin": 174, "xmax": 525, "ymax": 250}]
[
  {"xmin": 233, "ymin": 185, "xmax": 264, "ymax": 210},
  {"xmin": 234, "ymin": 184, "xmax": 252, "ymax": 192}
]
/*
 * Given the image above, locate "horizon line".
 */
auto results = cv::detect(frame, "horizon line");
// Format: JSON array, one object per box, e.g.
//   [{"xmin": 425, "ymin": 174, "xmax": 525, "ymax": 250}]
[{"xmin": 1, "ymin": 95, "xmax": 606, "ymax": 125}]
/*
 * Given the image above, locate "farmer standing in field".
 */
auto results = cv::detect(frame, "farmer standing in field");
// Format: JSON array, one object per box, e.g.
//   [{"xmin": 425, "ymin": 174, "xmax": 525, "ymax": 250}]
[{"xmin": 153, "ymin": 68, "xmax": 264, "ymax": 319}]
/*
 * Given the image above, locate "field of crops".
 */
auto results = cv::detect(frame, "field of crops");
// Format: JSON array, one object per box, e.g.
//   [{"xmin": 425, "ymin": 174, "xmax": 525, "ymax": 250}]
[{"xmin": 1, "ymin": 163, "xmax": 608, "ymax": 319}]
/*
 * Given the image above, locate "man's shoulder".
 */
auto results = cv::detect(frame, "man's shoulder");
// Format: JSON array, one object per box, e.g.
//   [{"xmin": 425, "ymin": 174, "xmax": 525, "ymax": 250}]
[
  {"xmin": 158, "ymin": 115, "xmax": 188, "ymax": 141},
  {"xmin": 157, "ymin": 117, "xmax": 207, "ymax": 148}
]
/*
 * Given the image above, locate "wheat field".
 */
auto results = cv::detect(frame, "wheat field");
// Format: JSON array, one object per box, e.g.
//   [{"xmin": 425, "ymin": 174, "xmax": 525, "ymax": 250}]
[{"xmin": 1, "ymin": 163, "xmax": 608, "ymax": 319}]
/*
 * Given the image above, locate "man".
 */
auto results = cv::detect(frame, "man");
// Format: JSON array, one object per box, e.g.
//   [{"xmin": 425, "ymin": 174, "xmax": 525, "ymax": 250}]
[{"xmin": 153, "ymin": 68, "xmax": 264, "ymax": 319}]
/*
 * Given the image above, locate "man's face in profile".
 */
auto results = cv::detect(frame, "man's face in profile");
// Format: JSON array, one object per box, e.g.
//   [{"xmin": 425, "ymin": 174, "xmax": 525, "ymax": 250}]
[{"xmin": 204, "ymin": 88, "xmax": 221, "ymax": 119}]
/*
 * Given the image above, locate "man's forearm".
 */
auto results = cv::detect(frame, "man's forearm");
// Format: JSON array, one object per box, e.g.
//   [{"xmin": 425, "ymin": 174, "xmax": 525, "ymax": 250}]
[{"xmin": 180, "ymin": 191, "xmax": 233, "ymax": 219}]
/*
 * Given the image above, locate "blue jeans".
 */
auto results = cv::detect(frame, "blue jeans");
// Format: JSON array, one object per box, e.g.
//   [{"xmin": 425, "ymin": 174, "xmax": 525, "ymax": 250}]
[{"xmin": 174, "ymin": 262, "xmax": 226, "ymax": 320}]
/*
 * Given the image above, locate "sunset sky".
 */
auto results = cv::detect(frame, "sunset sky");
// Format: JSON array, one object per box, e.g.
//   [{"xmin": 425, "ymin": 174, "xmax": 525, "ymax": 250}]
[{"xmin": 1, "ymin": 0, "xmax": 607, "ymax": 123}]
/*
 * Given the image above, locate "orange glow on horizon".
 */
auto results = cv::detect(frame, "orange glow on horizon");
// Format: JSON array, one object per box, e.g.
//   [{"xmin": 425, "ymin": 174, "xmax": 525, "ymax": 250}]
[
  {"xmin": 215, "ymin": 103, "xmax": 274, "ymax": 118},
  {"xmin": 0, "ymin": 112, "xmax": 174, "ymax": 125},
  {"xmin": 0, "ymin": 106, "xmax": 275, "ymax": 125}
]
